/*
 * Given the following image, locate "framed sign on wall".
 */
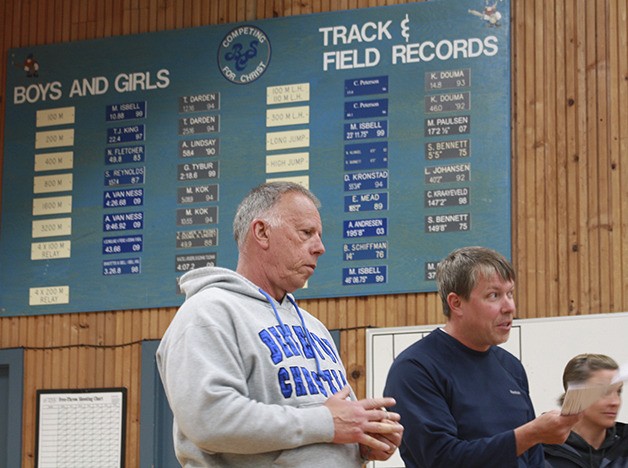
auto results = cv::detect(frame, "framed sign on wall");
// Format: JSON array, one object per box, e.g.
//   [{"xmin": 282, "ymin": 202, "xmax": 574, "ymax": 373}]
[
  {"xmin": 1, "ymin": 0, "xmax": 511, "ymax": 316},
  {"xmin": 35, "ymin": 387, "xmax": 127, "ymax": 468}
]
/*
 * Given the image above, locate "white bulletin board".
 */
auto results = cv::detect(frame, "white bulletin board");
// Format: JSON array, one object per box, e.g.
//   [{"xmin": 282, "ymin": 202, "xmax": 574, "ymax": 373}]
[
  {"xmin": 366, "ymin": 312, "xmax": 628, "ymax": 468},
  {"xmin": 35, "ymin": 388, "xmax": 127, "ymax": 468}
]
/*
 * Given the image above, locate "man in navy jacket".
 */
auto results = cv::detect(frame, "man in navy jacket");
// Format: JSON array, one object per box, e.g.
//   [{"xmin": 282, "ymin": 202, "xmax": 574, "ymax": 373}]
[{"xmin": 385, "ymin": 246, "xmax": 581, "ymax": 467}]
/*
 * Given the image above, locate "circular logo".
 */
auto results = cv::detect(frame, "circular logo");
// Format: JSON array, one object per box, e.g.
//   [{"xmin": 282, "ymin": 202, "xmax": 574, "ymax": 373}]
[{"xmin": 218, "ymin": 25, "xmax": 271, "ymax": 84}]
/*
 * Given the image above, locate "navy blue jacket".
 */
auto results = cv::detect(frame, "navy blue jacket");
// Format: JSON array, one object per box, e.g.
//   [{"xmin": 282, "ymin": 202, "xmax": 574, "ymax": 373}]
[{"xmin": 384, "ymin": 328, "xmax": 544, "ymax": 467}]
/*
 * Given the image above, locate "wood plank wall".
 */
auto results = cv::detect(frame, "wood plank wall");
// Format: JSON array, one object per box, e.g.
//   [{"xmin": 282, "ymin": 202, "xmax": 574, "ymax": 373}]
[{"xmin": 0, "ymin": 0, "xmax": 626, "ymax": 466}]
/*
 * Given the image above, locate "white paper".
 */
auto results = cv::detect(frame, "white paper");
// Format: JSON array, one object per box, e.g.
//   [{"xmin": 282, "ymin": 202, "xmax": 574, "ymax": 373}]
[{"xmin": 561, "ymin": 363, "xmax": 627, "ymax": 415}]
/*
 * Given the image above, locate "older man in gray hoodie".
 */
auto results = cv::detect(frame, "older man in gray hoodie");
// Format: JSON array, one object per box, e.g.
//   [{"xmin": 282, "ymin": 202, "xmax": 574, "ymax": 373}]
[{"xmin": 157, "ymin": 181, "xmax": 402, "ymax": 467}]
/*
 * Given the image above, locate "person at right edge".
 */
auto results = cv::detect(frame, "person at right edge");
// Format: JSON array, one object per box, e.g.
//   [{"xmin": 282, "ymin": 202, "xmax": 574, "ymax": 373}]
[
  {"xmin": 543, "ymin": 353, "xmax": 628, "ymax": 467},
  {"xmin": 384, "ymin": 246, "xmax": 582, "ymax": 467}
]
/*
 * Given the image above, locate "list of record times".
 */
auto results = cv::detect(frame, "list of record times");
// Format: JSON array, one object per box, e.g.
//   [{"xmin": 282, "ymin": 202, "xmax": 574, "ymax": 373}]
[
  {"xmin": 342, "ymin": 68, "xmax": 472, "ymax": 287},
  {"xmin": 25, "ymin": 68, "xmax": 472, "ymax": 305}
]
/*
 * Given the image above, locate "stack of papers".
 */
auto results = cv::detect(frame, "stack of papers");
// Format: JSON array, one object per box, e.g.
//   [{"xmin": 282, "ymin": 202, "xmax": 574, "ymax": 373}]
[{"xmin": 561, "ymin": 364, "xmax": 628, "ymax": 415}]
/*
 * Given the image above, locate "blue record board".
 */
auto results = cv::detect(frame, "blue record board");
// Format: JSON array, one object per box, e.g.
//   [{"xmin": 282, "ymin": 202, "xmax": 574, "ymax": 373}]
[{"xmin": 0, "ymin": 0, "xmax": 511, "ymax": 316}]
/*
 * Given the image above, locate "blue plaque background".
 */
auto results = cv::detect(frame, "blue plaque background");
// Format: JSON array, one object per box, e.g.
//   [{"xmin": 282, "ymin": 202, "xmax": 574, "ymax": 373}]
[{"xmin": 1, "ymin": 0, "xmax": 511, "ymax": 315}]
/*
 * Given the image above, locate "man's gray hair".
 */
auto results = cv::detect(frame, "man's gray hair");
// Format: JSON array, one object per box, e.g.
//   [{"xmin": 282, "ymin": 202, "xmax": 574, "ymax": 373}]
[
  {"xmin": 436, "ymin": 246, "xmax": 515, "ymax": 317},
  {"xmin": 233, "ymin": 181, "xmax": 321, "ymax": 248}
]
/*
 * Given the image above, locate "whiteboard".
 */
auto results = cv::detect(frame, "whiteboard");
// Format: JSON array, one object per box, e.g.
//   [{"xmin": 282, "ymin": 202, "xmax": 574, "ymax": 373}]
[{"xmin": 366, "ymin": 312, "xmax": 628, "ymax": 468}]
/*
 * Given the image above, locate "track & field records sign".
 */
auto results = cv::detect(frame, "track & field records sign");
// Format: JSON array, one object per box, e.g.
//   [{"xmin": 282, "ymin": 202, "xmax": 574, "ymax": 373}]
[{"xmin": 0, "ymin": 0, "xmax": 511, "ymax": 315}]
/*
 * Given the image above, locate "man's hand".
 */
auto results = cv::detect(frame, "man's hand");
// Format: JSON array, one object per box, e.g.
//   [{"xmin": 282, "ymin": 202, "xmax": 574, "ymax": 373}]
[
  {"xmin": 360, "ymin": 425, "xmax": 404, "ymax": 461},
  {"xmin": 324, "ymin": 386, "xmax": 403, "ymax": 455},
  {"xmin": 514, "ymin": 410, "xmax": 581, "ymax": 455}
]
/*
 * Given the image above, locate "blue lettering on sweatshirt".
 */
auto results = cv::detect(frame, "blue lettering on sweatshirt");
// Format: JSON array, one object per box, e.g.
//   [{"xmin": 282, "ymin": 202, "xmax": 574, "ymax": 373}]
[
  {"xmin": 259, "ymin": 325, "xmax": 338, "ymax": 365},
  {"xmin": 259, "ymin": 325, "xmax": 348, "ymax": 399},
  {"xmin": 300, "ymin": 366, "xmax": 321, "ymax": 395},
  {"xmin": 277, "ymin": 365, "xmax": 348, "ymax": 399},
  {"xmin": 268, "ymin": 324, "xmax": 301, "ymax": 358},
  {"xmin": 309, "ymin": 333, "xmax": 338, "ymax": 363},
  {"xmin": 292, "ymin": 326, "xmax": 339, "ymax": 363},
  {"xmin": 258, "ymin": 329, "xmax": 283, "ymax": 364},
  {"xmin": 292, "ymin": 326, "xmax": 316, "ymax": 359}
]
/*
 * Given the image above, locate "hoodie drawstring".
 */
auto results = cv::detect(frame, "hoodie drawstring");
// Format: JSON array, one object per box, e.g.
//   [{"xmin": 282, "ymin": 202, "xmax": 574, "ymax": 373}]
[{"xmin": 258, "ymin": 288, "xmax": 323, "ymax": 375}]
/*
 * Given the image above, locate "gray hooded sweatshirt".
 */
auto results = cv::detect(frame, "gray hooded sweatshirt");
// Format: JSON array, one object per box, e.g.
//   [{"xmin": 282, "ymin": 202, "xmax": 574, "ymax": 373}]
[{"xmin": 156, "ymin": 267, "xmax": 361, "ymax": 467}]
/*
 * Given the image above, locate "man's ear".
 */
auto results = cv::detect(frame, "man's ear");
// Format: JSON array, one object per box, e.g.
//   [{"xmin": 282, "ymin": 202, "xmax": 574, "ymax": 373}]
[
  {"xmin": 251, "ymin": 219, "xmax": 271, "ymax": 249},
  {"xmin": 446, "ymin": 292, "xmax": 463, "ymax": 317}
]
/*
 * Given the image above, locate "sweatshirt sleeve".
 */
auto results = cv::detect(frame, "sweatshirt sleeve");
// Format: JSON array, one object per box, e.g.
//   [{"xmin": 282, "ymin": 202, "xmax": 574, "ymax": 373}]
[
  {"xmin": 157, "ymin": 316, "xmax": 335, "ymax": 454},
  {"xmin": 384, "ymin": 355, "xmax": 519, "ymax": 468}
]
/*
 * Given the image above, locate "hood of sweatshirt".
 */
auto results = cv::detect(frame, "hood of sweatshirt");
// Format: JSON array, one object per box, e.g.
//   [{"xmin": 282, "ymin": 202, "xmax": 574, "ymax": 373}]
[
  {"xmin": 179, "ymin": 266, "xmax": 263, "ymax": 301},
  {"xmin": 178, "ymin": 265, "xmax": 332, "ymax": 377}
]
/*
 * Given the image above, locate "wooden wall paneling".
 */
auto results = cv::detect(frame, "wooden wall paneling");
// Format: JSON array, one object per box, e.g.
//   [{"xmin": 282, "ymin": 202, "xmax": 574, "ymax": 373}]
[
  {"xmin": 122, "ymin": 0, "xmax": 135, "ymax": 34},
  {"xmin": 608, "ymin": 0, "xmax": 625, "ymax": 310},
  {"xmin": 62, "ymin": 0, "xmax": 74, "ymax": 41},
  {"xmin": 93, "ymin": 312, "xmax": 105, "ymax": 387},
  {"xmin": 576, "ymin": 0, "xmax": 591, "ymax": 314},
  {"xmin": 41, "ymin": 315, "xmax": 53, "ymax": 388},
  {"xmin": 137, "ymin": 0, "xmax": 151, "ymax": 33},
  {"xmin": 389, "ymin": 295, "xmax": 403, "ymax": 327},
  {"xmin": 146, "ymin": 0, "xmax": 158, "ymax": 32},
  {"xmin": 244, "ymin": 0, "xmax": 258, "ymax": 20},
  {"xmin": 259, "ymin": 0, "xmax": 273, "ymax": 19},
  {"xmin": 338, "ymin": 296, "xmax": 351, "ymax": 330},
  {"xmin": 554, "ymin": 0, "xmax": 569, "ymax": 317},
  {"xmin": 113, "ymin": 311, "xmax": 125, "ymax": 389},
  {"xmin": 200, "ymin": 0, "xmax": 212, "ymax": 25},
  {"xmin": 541, "ymin": 0, "xmax": 558, "ymax": 317},
  {"xmin": 12, "ymin": 0, "xmax": 23, "ymax": 47},
  {"xmin": 85, "ymin": 0, "xmax": 96, "ymax": 38},
  {"xmin": 617, "ymin": 0, "xmax": 628, "ymax": 309},
  {"xmin": 74, "ymin": 0, "xmax": 86, "ymax": 40},
  {"xmin": 597, "ymin": 1, "xmax": 612, "ymax": 313},
  {"xmin": 23, "ymin": 0, "xmax": 34, "ymax": 45},
  {"xmin": 404, "ymin": 292, "xmax": 417, "ymax": 325},
  {"xmin": 226, "ymin": 0, "xmax": 238, "ymax": 22},
  {"xmin": 82, "ymin": 314, "xmax": 99, "ymax": 388},
  {"xmin": 534, "ymin": 0, "xmax": 548, "ymax": 318},
  {"xmin": 5, "ymin": 318, "xmax": 19, "ymax": 351},
  {"xmin": 584, "ymin": 0, "xmax": 599, "ymax": 314},
  {"xmin": 511, "ymin": 0, "xmax": 524, "ymax": 311},
  {"xmin": 518, "ymin": 0, "xmax": 532, "ymax": 298},
  {"xmin": 564, "ymin": 0, "xmax": 579, "ymax": 315},
  {"xmin": 610, "ymin": 0, "xmax": 625, "ymax": 311},
  {"xmin": 157, "ymin": 0, "xmax": 172, "ymax": 31},
  {"xmin": 94, "ymin": 0, "xmax": 106, "ymax": 37},
  {"xmin": 362, "ymin": 295, "xmax": 374, "ymax": 327},
  {"xmin": 69, "ymin": 316, "xmax": 80, "ymax": 387},
  {"xmin": 566, "ymin": 0, "xmax": 580, "ymax": 315},
  {"xmin": 522, "ymin": 0, "xmax": 537, "ymax": 316},
  {"xmin": 104, "ymin": 312, "xmax": 118, "ymax": 387},
  {"xmin": 348, "ymin": 295, "xmax": 361, "ymax": 331},
  {"xmin": 174, "ymin": 0, "xmax": 187, "ymax": 28},
  {"xmin": 284, "ymin": 0, "xmax": 297, "ymax": 16},
  {"xmin": 34, "ymin": 0, "xmax": 47, "ymax": 44},
  {"xmin": 52, "ymin": 314, "xmax": 70, "ymax": 388},
  {"xmin": 365, "ymin": 297, "xmax": 377, "ymax": 327},
  {"xmin": 314, "ymin": 0, "xmax": 332, "ymax": 14},
  {"xmin": 43, "ymin": 0, "xmax": 54, "ymax": 41},
  {"xmin": 28, "ymin": 318, "xmax": 44, "ymax": 391},
  {"xmin": 426, "ymin": 291, "xmax": 441, "ymax": 325}
]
